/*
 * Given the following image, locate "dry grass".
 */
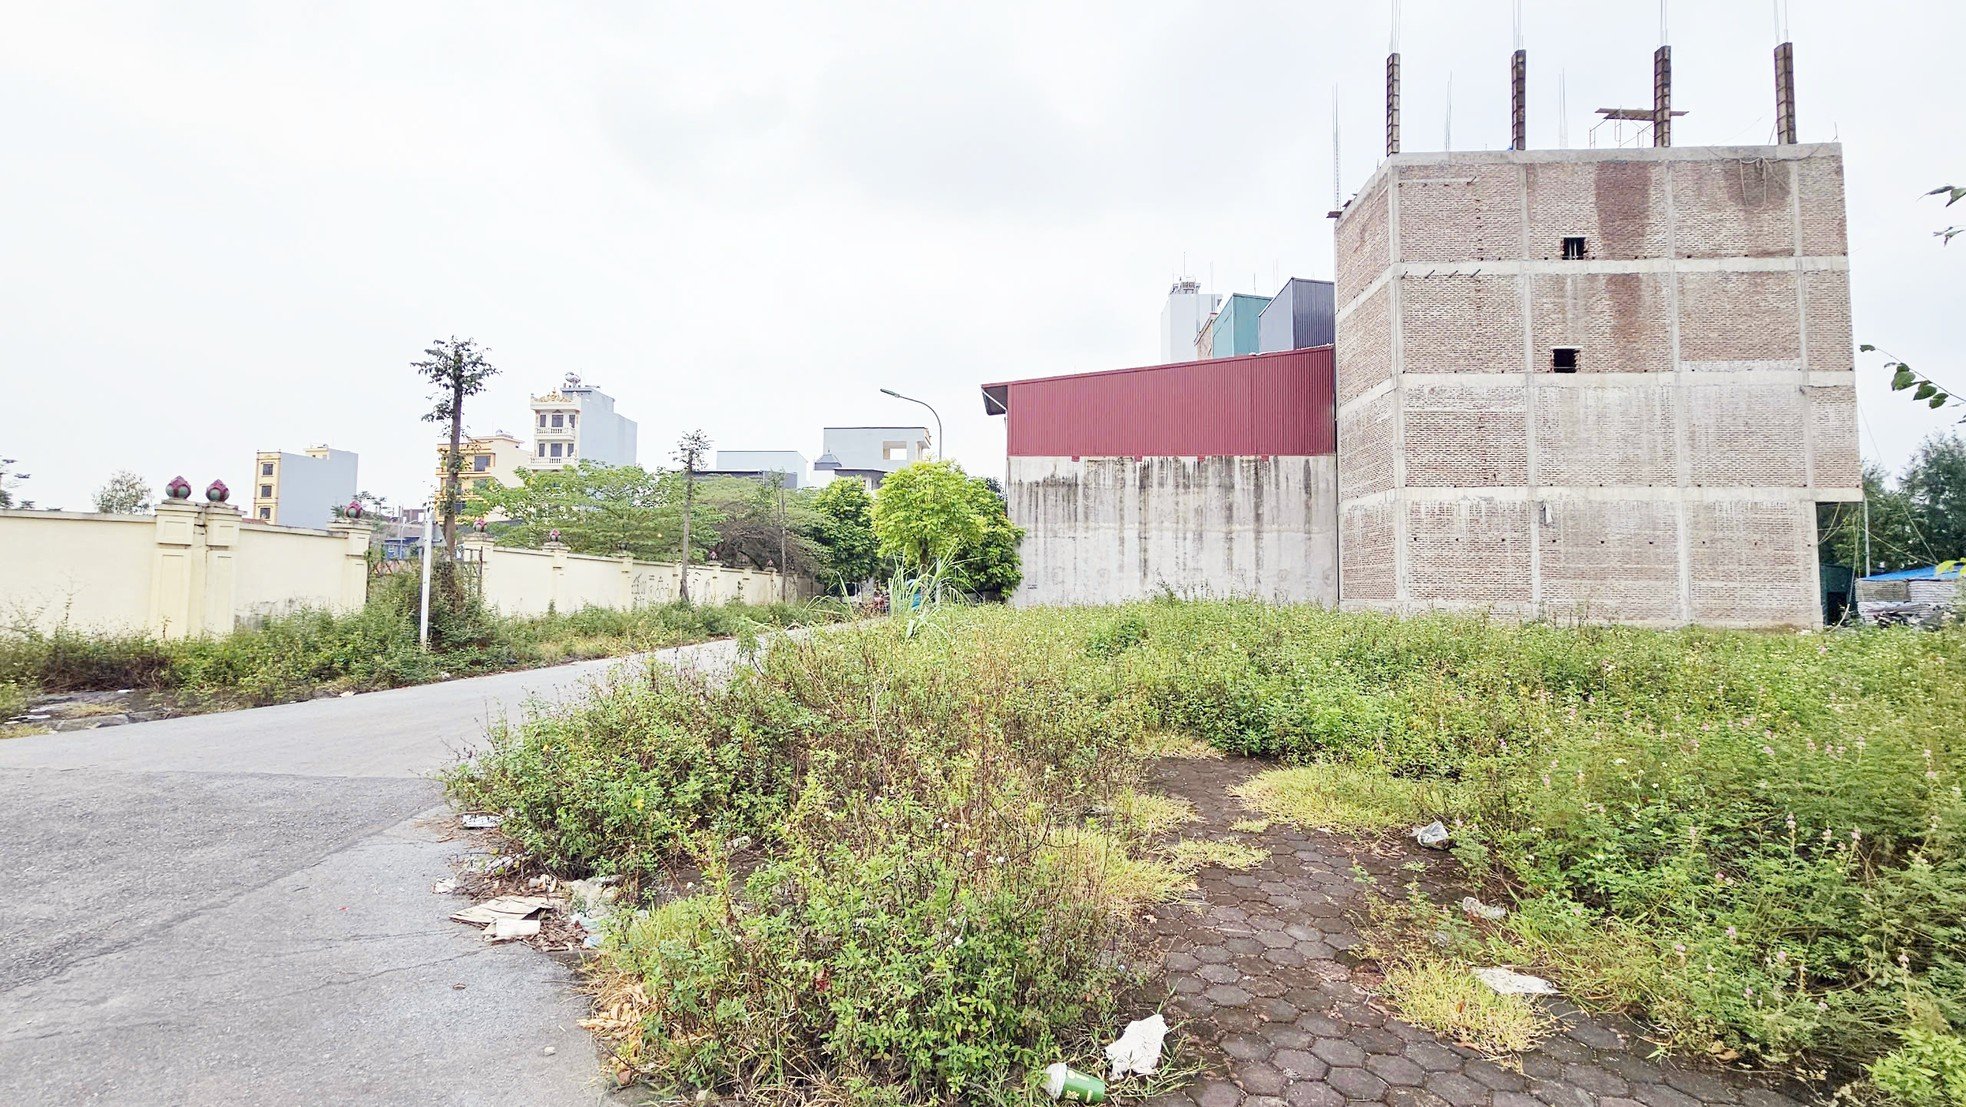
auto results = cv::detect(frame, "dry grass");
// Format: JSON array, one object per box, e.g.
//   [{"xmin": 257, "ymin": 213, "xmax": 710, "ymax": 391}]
[
  {"xmin": 1134, "ymin": 730, "xmax": 1223, "ymax": 760},
  {"xmin": 1040, "ymin": 827, "xmax": 1192, "ymax": 911},
  {"xmin": 1113, "ymin": 789, "xmax": 1197, "ymax": 839},
  {"xmin": 1165, "ymin": 837, "xmax": 1267, "ymax": 872},
  {"xmin": 1235, "ymin": 763, "xmax": 1463, "ymax": 834},
  {"xmin": 1380, "ymin": 955, "xmax": 1553, "ymax": 1056}
]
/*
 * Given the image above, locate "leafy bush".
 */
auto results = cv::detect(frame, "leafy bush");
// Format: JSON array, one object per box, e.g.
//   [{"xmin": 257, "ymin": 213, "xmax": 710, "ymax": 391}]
[
  {"xmin": 605, "ymin": 840, "xmax": 1137, "ymax": 1104},
  {"xmin": 1870, "ymin": 1030, "xmax": 1966, "ymax": 1106},
  {"xmin": 457, "ymin": 611, "xmax": 1162, "ymax": 1103}
]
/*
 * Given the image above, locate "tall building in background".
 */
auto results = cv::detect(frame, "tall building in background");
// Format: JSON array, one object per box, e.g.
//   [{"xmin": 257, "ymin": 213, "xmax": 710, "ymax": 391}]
[
  {"xmin": 812, "ymin": 427, "xmax": 930, "ymax": 489},
  {"xmin": 1205, "ymin": 292, "xmax": 1273, "ymax": 358},
  {"xmin": 528, "ymin": 374, "xmax": 638, "ymax": 470},
  {"xmin": 1333, "ymin": 143, "xmax": 1860, "ymax": 627},
  {"xmin": 1257, "ymin": 278, "xmax": 1337, "ymax": 353},
  {"xmin": 1159, "ymin": 280, "xmax": 1219, "ymax": 363},
  {"xmin": 251, "ymin": 445, "xmax": 357, "ymax": 528},
  {"xmin": 435, "ymin": 432, "xmax": 530, "ymax": 494}
]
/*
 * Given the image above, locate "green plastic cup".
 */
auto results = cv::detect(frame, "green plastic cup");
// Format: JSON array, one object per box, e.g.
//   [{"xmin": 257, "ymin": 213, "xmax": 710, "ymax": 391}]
[{"xmin": 1044, "ymin": 1063, "xmax": 1107, "ymax": 1103}]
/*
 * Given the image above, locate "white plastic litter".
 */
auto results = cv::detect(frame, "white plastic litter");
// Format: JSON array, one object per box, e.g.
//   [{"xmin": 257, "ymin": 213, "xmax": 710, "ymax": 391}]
[
  {"xmin": 1472, "ymin": 967, "xmax": 1558, "ymax": 996},
  {"xmin": 1102, "ymin": 1013, "xmax": 1169, "ymax": 1080},
  {"xmin": 1461, "ymin": 896, "xmax": 1506, "ymax": 921},
  {"xmin": 483, "ymin": 916, "xmax": 542, "ymax": 942},
  {"xmin": 460, "ymin": 813, "xmax": 504, "ymax": 830},
  {"xmin": 572, "ymin": 911, "xmax": 608, "ymax": 949},
  {"xmin": 1413, "ymin": 821, "xmax": 1450, "ymax": 849}
]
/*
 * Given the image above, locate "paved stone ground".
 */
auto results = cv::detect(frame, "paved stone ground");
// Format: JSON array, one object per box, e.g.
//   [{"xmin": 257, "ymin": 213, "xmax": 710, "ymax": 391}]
[{"xmin": 1139, "ymin": 756, "xmax": 1823, "ymax": 1107}]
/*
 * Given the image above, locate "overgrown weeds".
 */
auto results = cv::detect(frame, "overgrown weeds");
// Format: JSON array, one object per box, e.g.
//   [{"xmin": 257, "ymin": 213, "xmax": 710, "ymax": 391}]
[
  {"xmin": 454, "ymin": 610, "xmax": 1168, "ymax": 1104},
  {"xmin": 0, "ymin": 572, "xmax": 843, "ymax": 709},
  {"xmin": 448, "ymin": 600, "xmax": 1965, "ymax": 1095},
  {"xmin": 1117, "ymin": 603, "xmax": 1964, "ymax": 1082}
]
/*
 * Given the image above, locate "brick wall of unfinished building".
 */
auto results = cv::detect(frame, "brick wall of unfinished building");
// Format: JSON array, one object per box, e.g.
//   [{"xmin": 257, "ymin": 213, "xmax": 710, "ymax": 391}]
[{"xmin": 1333, "ymin": 145, "xmax": 1862, "ymax": 628}]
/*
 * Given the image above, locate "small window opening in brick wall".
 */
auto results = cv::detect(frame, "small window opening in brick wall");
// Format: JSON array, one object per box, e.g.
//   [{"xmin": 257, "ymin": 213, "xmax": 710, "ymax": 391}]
[
  {"xmin": 1552, "ymin": 347, "xmax": 1580, "ymax": 373},
  {"xmin": 1561, "ymin": 236, "xmax": 1586, "ymax": 259}
]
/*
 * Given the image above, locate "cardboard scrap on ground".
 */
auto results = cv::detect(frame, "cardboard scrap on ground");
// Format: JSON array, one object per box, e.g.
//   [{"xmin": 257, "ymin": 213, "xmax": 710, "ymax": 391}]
[{"xmin": 449, "ymin": 894, "xmax": 557, "ymax": 926}]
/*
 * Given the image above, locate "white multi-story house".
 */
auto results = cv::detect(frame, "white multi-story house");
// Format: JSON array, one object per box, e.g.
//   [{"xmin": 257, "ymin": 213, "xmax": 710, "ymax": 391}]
[{"xmin": 527, "ymin": 374, "xmax": 639, "ymax": 470}]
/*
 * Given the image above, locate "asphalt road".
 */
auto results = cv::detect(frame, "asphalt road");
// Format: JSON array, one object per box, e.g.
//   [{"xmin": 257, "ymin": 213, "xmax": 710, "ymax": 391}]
[{"xmin": 0, "ymin": 641, "xmax": 743, "ymax": 1106}]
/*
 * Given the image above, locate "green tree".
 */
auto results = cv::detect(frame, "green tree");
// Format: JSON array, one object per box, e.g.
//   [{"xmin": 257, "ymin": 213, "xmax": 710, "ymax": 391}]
[
  {"xmin": 463, "ymin": 462, "xmax": 713, "ymax": 560},
  {"xmin": 92, "ymin": 470, "xmax": 152, "ymax": 514},
  {"xmin": 1901, "ymin": 432, "xmax": 1966, "ymax": 561},
  {"xmin": 873, "ymin": 461, "xmax": 983, "ymax": 570},
  {"xmin": 871, "ymin": 462, "xmax": 1023, "ymax": 597},
  {"xmin": 413, "ymin": 337, "xmax": 500, "ymax": 553},
  {"xmin": 1819, "ymin": 462, "xmax": 1921, "ymax": 575},
  {"xmin": 698, "ymin": 477, "xmax": 824, "ymax": 581},
  {"xmin": 810, "ymin": 478, "xmax": 881, "ymax": 592},
  {"xmin": 956, "ymin": 476, "xmax": 1023, "ymax": 597}
]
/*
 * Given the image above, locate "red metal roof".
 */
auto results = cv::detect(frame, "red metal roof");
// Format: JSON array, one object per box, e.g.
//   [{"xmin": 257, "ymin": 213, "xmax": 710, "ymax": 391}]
[{"xmin": 982, "ymin": 347, "xmax": 1335, "ymax": 458}]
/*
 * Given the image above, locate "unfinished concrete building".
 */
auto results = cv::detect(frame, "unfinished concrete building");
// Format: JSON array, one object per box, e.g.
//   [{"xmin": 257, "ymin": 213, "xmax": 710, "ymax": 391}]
[{"xmin": 1333, "ymin": 143, "xmax": 1861, "ymax": 627}]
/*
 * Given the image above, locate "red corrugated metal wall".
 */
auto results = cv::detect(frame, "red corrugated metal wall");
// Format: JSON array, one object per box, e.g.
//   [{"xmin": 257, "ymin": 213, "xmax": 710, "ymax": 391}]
[{"xmin": 993, "ymin": 347, "xmax": 1335, "ymax": 458}]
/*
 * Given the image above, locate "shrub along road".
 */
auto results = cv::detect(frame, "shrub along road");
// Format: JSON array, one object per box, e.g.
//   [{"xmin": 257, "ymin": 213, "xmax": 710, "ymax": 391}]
[{"xmin": 0, "ymin": 642, "xmax": 747, "ymax": 1107}]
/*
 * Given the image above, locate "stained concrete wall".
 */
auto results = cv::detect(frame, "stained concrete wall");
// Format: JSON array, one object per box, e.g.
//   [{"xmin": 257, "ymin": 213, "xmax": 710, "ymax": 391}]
[
  {"xmin": 1006, "ymin": 456, "xmax": 1337, "ymax": 606},
  {"xmin": 466, "ymin": 537, "xmax": 806, "ymax": 616},
  {"xmin": 1333, "ymin": 144, "xmax": 1860, "ymax": 629}
]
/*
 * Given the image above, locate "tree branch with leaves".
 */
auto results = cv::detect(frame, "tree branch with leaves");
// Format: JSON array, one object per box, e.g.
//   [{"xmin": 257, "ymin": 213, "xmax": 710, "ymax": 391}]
[{"xmin": 413, "ymin": 337, "xmax": 500, "ymax": 553}]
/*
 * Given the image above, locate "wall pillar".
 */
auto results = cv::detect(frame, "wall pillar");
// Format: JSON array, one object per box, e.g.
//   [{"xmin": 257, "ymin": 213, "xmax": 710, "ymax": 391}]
[
  {"xmin": 619, "ymin": 552, "xmax": 636, "ymax": 607},
  {"xmin": 327, "ymin": 518, "xmax": 375, "ymax": 613},
  {"xmin": 148, "ymin": 501, "xmax": 205, "ymax": 639},
  {"xmin": 200, "ymin": 504, "xmax": 241, "ymax": 633},
  {"xmin": 545, "ymin": 541, "xmax": 569, "ymax": 611}
]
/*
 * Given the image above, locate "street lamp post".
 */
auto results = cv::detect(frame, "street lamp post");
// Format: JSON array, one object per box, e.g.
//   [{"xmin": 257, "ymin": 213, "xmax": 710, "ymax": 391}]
[{"xmin": 879, "ymin": 388, "xmax": 943, "ymax": 460}]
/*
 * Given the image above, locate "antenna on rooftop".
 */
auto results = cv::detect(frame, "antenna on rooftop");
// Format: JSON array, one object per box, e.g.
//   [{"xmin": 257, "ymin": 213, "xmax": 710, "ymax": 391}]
[
  {"xmin": 1385, "ymin": 0, "xmax": 1401, "ymax": 157},
  {"xmin": 1444, "ymin": 72, "xmax": 1453, "ymax": 151},
  {"xmin": 1558, "ymin": 70, "xmax": 1569, "ymax": 147},
  {"xmin": 1510, "ymin": 0, "xmax": 1527, "ymax": 150},
  {"xmin": 1331, "ymin": 86, "xmax": 1343, "ymax": 212},
  {"xmin": 1773, "ymin": 0, "xmax": 1797, "ymax": 143}
]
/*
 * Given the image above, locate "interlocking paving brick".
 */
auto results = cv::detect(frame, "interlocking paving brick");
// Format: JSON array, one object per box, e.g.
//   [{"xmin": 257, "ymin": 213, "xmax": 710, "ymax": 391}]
[{"xmin": 1136, "ymin": 757, "xmax": 1819, "ymax": 1107}]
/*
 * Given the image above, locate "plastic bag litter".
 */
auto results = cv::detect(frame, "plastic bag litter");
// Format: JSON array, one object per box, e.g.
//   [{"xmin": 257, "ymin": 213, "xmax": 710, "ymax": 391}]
[
  {"xmin": 1472, "ymin": 967, "xmax": 1558, "ymax": 995},
  {"xmin": 460, "ymin": 813, "xmax": 503, "ymax": 830},
  {"xmin": 1461, "ymin": 896, "xmax": 1506, "ymax": 921},
  {"xmin": 483, "ymin": 916, "xmax": 541, "ymax": 942},
  {"xmin": 1413, "ymin": 821, "xmax": 1450, "ymax": 849},
  {"xmin": 1102, "ymin": 1013, "xmax": 1169, "ymax": 1080}
]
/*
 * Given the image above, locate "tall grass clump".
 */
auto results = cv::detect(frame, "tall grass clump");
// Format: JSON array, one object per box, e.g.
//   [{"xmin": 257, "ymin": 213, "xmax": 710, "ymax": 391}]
[{"xmin": 448, "ymin": 609, "xmax": 1173, "ymax": 1104}]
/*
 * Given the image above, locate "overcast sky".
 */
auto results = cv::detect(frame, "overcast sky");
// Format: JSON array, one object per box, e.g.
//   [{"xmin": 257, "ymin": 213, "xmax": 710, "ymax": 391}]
[{"xmin": 3, "ymin": 1, "xmax": 1960, "ymax": 511}]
